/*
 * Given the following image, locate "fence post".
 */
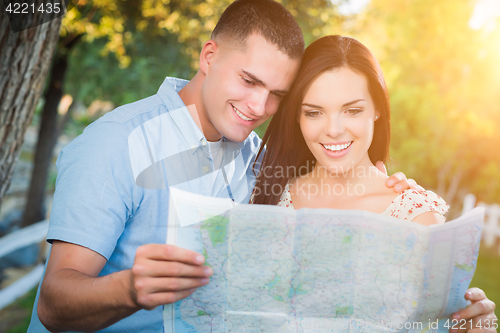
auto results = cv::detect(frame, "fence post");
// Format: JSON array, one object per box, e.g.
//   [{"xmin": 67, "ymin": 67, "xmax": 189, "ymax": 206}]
[
  {"xmin": 0, "ymin": 219, "xmax": 49, "ymax": 310},
  {"xmin": 464, "ymin": 195, "xmax": 500, "ymax": 255},
  {"xmin": 462, "ymin": 193, "xmax": 476, "ymax": 215},
  {"xmin": 479, "ymin": 203, "xmax": 500, "ymax": 255}
]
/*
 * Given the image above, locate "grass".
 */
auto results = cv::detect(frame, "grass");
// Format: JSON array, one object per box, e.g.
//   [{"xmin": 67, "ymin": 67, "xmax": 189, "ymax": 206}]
[
  {"xmin": 470, "ymin": 243, "xmax": 500, "ymax": 308},
  {"xmin": 0, "ymin": 286, "xmax": 37, "ymax": 333}
]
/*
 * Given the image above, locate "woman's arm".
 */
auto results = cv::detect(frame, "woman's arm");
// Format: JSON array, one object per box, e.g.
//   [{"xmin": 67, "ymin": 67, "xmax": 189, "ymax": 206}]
[{"xmin": 412, "ymin": 211, "xmax": 445, "ymax": 226}]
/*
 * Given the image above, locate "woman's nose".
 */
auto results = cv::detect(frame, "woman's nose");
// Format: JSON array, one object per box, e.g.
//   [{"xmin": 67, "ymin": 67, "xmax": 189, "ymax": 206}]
[{"xmin": 325, "ymin": 114, "xmax": 345, "ymax": 138}]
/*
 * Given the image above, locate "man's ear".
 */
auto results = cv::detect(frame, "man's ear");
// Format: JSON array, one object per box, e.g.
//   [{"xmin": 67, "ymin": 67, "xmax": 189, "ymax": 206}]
[{"xmin": 199, "ymin": 40, "xmax": 218, "ymax": 75}]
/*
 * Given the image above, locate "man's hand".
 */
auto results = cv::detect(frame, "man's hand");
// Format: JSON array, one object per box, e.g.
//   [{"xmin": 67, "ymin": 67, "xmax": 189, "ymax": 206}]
[
  {"xmin": 38, "ymin": 241, "xmax": 212, "ymax": 332},
  {"xmin": 130, "ymin": 244, "xmax": 213, "ymax": 310},
  {"xmin": 450, "ymin": 287, "xmax": 497, "ymax": 333},
  {"xmin": 375, "ymin": 161, "xmax": 423, "ymax": 192}
]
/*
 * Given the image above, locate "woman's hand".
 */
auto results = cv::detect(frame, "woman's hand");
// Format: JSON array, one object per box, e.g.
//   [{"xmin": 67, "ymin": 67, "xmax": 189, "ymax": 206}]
[
  {"xmin": 375, "ymin": 161, "xmax": 423, "ymax": 192},
  {"xmin": 450, "ymin": 287, "xmax": 497, "ymax": 333}
]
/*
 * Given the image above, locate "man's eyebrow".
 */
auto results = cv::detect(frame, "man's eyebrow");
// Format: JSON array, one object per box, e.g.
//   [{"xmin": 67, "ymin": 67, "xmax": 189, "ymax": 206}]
[
  {"xmin": 242, "ymin": 70, "xmax": 288, "ymax": 95},
  {"xmin": 242, "ymin": 70, "xmax": 266, "ymax": 87}
]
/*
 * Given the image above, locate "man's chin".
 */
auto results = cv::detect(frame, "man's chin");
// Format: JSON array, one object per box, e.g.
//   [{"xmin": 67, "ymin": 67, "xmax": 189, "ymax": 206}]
[{"xmin": 222, "ymin": 130, "xmax": 253, "ymax": 143}]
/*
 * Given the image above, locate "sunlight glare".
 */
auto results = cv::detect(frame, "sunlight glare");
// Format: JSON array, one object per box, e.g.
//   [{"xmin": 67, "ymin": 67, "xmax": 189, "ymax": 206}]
[{"xmin": 469, "ymin": 0, "xmax": 500, "ymax": 30}]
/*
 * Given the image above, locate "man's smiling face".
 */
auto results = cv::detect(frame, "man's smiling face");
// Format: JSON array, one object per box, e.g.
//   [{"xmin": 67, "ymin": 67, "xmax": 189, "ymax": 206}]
[{"xmin": 200, "ymin": 33, "xmax": 300, "ymax": 142}]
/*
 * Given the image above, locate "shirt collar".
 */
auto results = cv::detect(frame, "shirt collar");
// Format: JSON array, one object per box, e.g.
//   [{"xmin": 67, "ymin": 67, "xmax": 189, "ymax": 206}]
[{"xmin": 156, "ymin": 77, "xmax": 206, "ymax": 153}]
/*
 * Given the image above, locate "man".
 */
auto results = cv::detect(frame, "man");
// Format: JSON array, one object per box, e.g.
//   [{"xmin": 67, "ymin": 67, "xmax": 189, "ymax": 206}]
[{"xmin": 29, "ymin": 0, "xmax": 495, "ymax": 332}]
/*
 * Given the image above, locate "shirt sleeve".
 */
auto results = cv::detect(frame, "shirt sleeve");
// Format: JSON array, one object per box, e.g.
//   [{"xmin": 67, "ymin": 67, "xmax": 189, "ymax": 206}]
[
  {"xmin": 388, "ymin": 189, "xmax": 449, "ymax": 222},
  {"xmin": 47, "ymin": 121, "xmax": 138, "ymax": 260}
]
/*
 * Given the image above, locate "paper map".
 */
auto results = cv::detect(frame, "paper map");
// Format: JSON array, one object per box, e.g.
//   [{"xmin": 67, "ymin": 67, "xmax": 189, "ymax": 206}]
[{"xmin": 163, "ymin": 188, "xmax": 483, "ymax": 333}]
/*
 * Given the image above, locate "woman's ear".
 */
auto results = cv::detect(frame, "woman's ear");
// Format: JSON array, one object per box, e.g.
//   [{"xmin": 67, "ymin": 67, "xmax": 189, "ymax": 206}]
[
  {"xmin": 199, "ymin": 40, "xmax": 218, "ymax": 75},
  {"xmin": 375, "ymin": 111, "xmax": 381, "ymax": 121}
]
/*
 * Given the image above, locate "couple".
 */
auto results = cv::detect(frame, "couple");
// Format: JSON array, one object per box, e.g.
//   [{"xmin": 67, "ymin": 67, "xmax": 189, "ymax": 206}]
[{"xmin": 29, "ymin": 0, "xmax": 495, "ymax": 332}]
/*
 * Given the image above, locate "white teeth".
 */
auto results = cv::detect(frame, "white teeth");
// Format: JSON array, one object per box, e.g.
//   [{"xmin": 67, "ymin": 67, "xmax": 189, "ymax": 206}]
[
  {"xmin": 323, "ymin": 142, "xmax": 352, "ymax": 152},
  {"xmin": 233, "ymin": 105, "xmax": 254, "ymax": 121}
]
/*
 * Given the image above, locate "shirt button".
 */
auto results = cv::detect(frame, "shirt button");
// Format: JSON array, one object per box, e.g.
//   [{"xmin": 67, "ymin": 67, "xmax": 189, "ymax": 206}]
[
  {"xmin": 201, "ymin": 140, "xmax": 207, "ymax": 146},
  {"xmin": 191, "ymin": 144, "xmax": 196, "ymax": 149},
  {"xmin": 202, "ymin": 166, "xmax": 209, "ymax": 173}
]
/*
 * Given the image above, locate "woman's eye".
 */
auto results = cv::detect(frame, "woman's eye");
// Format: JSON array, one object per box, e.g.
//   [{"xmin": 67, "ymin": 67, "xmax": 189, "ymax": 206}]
[
  {"xmin": 346, "ymin": 108, "xmax": 363, "ymax": 115},
  {"xmin": 304, "ymin": 110, "xmax": 321, "ymax": 117}
]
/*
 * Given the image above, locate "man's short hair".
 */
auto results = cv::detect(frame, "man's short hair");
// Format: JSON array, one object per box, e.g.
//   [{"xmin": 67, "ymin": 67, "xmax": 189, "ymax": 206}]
[{"xmin": 211, "ymin": 0, "xmax": 304, "ymax": 59}]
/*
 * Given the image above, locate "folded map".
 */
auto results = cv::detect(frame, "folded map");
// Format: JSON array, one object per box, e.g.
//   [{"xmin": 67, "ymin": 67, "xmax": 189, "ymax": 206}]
[{"xmin": 163, "ymin": 187, "xmax": 484, "ymax": 333}]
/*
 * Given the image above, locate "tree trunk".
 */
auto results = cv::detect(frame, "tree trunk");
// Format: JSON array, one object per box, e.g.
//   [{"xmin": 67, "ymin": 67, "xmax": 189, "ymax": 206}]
[
  {"xmin": 22, "ymin": 50, "xmax": 75, "ymax": 226},
  {"xmin": 21, "ymin": 55, "xmax": 67, "ymax": 226},
  {"xmin": 0, "ymin": 8, "xmax": 62, "ymax": 208},
  {"xmin": 22, "ymin": 33, "xmax": 81, "ymax": 227}
]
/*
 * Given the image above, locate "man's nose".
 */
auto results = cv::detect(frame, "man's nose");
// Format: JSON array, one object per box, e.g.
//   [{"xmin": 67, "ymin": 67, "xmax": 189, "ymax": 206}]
[{"xmin": 248, "ymin": 88, "xmax": 268, "ymax": 117}]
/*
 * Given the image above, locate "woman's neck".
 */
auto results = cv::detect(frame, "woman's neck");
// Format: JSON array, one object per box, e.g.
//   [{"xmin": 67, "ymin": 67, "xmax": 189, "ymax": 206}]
[
  {"xmin": 306, "ymin": 156, "xmax": 383, "ymax": 190},
  {"xmin": 290, "ymin": 156, "xmax": 395, "ymax": 211}
]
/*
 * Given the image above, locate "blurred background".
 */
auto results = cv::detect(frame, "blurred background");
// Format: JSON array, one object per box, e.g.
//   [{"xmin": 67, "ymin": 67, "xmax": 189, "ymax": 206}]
[{"xmin": 0, "ymin": 0, "xmax": 499, "ymax": 331}]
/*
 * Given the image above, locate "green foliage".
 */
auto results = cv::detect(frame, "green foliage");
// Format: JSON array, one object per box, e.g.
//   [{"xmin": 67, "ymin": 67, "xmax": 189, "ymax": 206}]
[
  {"xmin": 65, "ymin": 31, "xmax": 192, "ymax": 107},
  {"xmin": 254, "ymin": 119, "xmax": 272, "ymax": 139},
  {"xmin": 47, "ymin": 169, "xmax": 58, "ymax": 192},
  {"xmin": 280, "ymin": 0, "xmax": 347, "ymax": 45},
  {"xmin": 347, "ymin": 0, "xmax": 500, "ymax": 212}
]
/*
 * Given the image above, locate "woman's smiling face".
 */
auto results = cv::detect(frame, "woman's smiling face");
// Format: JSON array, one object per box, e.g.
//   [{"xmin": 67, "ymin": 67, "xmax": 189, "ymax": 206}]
[{"xmin": 299, "ymin": 67, "xmax": 380, "ymax": 175}]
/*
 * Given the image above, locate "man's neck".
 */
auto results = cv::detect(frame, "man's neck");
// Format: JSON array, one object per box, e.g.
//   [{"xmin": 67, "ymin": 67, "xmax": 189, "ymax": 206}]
[{"xmin": 178, "ymin": 72, "xmax": 222, "ymax": 142}]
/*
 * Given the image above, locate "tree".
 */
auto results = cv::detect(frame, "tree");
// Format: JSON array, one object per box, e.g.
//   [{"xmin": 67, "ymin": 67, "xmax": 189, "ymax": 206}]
[
  {"xmin": 0, "ymin": 4, "xmax": 62, "ymax": 208},
  {"xmin": 350, "ymin": 0, "xmax": 500, "ymax": 215}
]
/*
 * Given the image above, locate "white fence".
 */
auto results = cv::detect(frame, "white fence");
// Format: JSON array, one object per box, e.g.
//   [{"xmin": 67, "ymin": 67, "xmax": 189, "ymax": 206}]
[
  {"xmin": 0, "ymin": 219, "xmax": 49, "ymax": 310},
  {"xmin": 463, "ymin": 193, "xmax": 500, "ymax": 255}
]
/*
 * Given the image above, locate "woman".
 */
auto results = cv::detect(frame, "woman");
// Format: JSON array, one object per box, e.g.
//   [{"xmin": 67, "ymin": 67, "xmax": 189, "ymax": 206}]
[
  {"xmin": 252, "ymin": 35, "xmax": 447, "ymax": 224},
  {"xmin": 252, "ymin": 35, "xmax": 496, "ymax": 330}
]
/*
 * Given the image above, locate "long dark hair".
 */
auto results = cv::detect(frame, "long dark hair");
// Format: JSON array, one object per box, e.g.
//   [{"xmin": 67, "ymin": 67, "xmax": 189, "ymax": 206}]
[{"xmin": 252, "ymin": 35, "xmax": 391, "ymax": 205}]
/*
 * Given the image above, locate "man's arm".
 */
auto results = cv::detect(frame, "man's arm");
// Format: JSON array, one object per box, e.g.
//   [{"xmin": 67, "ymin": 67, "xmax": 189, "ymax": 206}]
[{"xmin": 38, "ymin": 241, "xmax": 212, "ymax": 332}]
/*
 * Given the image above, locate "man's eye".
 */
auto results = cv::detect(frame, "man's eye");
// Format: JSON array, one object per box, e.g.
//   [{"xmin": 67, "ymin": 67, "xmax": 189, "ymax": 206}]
[
  {"xmin": 346, "ymin": 108, "xmax": 363, "ymax": 115},
  {"xmin": 272, "ymin": 92, "xmax": 284, "ymax": 100},
  {"xmin": 243, "ymin": 77, "xmax": 254, "ymax": 85}
]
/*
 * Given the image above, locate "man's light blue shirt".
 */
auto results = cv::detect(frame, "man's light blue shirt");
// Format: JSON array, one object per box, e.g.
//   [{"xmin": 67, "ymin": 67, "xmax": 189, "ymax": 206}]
[{"xmin": 28, "ymin": 77, "xmax": 262, "ymax": 332}]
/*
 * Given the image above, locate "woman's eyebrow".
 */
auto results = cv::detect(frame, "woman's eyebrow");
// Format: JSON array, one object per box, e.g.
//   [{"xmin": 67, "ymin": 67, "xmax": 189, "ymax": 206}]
[
  {"xmin": 302, "ymin": 103, "xmax": 323, "ymax": 108},
  {"xmin": 343, "ymin": 99, "xmax": 364, "ymax": 107},
  {"xmin": 302, "ymin": 99, "xmax": 364, "ymax": 109}
]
